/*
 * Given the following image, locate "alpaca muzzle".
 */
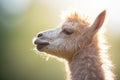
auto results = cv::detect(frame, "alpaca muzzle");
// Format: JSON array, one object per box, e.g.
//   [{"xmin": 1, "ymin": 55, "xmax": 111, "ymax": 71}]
[{"xmin": 34, "ymin": 38, "xmax": 49, "ymax": 50}]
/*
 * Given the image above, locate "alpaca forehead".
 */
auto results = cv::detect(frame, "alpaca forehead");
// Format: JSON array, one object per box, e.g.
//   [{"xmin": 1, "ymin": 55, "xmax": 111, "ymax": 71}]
[
  {"xmin": 66, "ymin": 12, "xmax": 90, "ymax": 25},
  {"xmin": 62, "ymin": 21, "xmax": 79, "ymax": 31},
  {"xmin": 61, "ymin": 13, "xmax": 90, "ymax": 31},
  {"xmin": 62, "ymin": 20, "xmax": 87, "ymax": 32}
]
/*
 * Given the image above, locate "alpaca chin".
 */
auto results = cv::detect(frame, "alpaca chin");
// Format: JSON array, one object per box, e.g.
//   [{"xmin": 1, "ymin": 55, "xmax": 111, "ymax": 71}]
[{"xmin": 36, "ymin": 44, "xmax": 49, "ymax": 51}]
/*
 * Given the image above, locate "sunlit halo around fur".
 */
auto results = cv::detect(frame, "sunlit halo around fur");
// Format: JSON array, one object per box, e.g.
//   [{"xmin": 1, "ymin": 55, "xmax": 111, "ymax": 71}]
[{"xmin": 62, "ymin": 11, "xmax": 90, "ymax": 23}]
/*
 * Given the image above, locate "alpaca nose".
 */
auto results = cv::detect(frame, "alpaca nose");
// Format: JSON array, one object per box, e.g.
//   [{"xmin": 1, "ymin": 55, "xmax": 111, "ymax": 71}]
[{"xmin": 37, "ymin": 33, "xmax": 43, "ymax": 37}]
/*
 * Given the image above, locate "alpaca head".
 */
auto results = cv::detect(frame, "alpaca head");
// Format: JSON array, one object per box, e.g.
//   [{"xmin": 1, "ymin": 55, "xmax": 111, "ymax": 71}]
[{"xmin": 33, "ymin": 10, "xmax": 106, "ymax": 61}]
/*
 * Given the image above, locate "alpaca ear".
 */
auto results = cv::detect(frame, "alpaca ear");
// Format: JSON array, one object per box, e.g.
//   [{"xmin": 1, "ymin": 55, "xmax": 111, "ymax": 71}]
[{"xmin": 90, "ymin": 10, "xmax": 106, "ymax": 34}]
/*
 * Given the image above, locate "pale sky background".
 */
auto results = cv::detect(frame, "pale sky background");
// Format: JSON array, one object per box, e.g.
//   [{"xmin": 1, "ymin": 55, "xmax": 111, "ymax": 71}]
[{"xmin": 0, "ymin": 0, "xmax": 120, "ymax": 36}]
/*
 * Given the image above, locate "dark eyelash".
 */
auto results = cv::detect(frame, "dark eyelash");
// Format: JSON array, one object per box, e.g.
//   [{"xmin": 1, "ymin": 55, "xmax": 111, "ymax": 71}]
[{"xmin": 62, "ymin": 28, "xmax": 73, "ymax": 35}]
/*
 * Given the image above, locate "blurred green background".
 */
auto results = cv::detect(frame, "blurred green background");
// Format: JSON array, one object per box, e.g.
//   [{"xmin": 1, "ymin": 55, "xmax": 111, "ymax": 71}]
[{"xmin": 0, "ymin": 0, "xmax": 120, "ymax": 80}]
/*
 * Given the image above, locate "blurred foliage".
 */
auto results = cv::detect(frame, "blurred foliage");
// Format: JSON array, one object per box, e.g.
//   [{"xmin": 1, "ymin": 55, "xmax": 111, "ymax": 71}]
[
  {"xmin": 0, "ymin": 0, "xmax": 120, "ymax": 80},
  {"xmin": 0, "ymin": 1, "xmax": 65, "ymax": 80}
]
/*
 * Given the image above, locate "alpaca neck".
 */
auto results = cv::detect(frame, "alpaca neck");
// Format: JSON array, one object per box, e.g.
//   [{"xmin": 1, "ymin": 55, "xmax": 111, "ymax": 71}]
[{"xmin": 68, "ymin": 44, "xmax": 105, "ymax": 80}]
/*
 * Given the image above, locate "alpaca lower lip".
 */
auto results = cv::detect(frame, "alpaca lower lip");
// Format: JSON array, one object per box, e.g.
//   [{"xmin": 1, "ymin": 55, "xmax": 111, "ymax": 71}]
[{"xmin": 36, "ymin": 43, "xmax": 49, "ymax": 50}]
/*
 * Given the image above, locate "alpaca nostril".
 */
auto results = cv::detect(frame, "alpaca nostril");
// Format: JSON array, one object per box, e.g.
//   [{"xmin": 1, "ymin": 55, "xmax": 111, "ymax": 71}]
[{"xmin": 37, "ymin": 33, "xmax": 43, "ymax": 37}]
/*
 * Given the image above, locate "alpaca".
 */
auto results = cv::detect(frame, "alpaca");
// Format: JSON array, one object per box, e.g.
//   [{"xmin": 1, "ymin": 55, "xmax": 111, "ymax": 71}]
[{"xmin": 33, "ymin": 10, "xmax": 114, "ymax": 80}]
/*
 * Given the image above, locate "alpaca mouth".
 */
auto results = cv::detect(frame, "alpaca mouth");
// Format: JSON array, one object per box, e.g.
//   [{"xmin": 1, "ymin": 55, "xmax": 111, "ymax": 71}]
[
  {"xmin": 34, "ymin": 39, "xmax": 49, "ymax": 50},
  {"xmin": 36, "ymin": 42, "xmax": 49, "ymax": 50}
]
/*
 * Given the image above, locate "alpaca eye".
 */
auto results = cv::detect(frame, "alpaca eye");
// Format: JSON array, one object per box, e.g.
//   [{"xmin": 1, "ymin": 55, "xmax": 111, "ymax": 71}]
[{"xmin": 62, "ymin": 28, "xmax": 73, "ymax": 35}]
